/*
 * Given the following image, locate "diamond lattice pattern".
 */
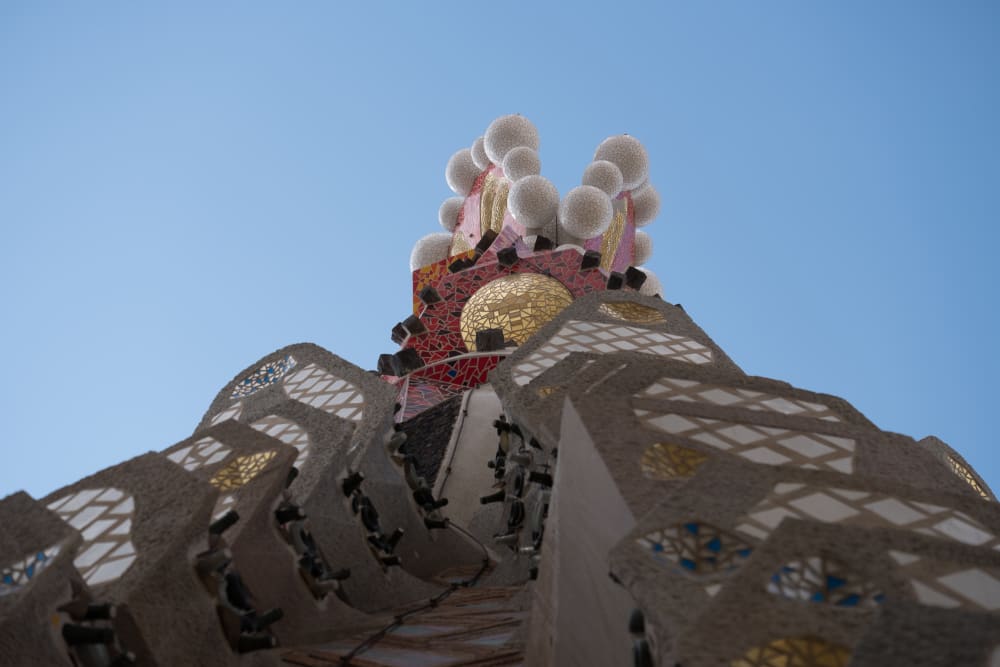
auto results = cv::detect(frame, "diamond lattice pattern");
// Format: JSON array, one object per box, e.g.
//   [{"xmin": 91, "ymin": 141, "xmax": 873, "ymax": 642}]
[
  {"xmin": 284, "ymin": 363, "xmax": 365, "ymax": 422},
  {"xmin": 231, "ymin": 355, "xmax": 297, "ymax": 399},
  {"xmin": 166, "ymin": 437, "xmax": 231, "ymax": 472},
  {"xmin": 887, "ymin": 551, "xmax": 1000, "ymax": 612},
  {"xmin": 1, "ymin": 545, "xmax": 61, "ymax": 596},
  {"xmin": 251, "ymin": 416, "xmax": 311, "ymax": 470},
  {"xmin": 636, "ymin": 522, "xmax": 753, "ymax": 576},
  {"xmin": 635, "ymin": 410, "xmax": 855, "ymax": 473},
  {"xmin": 513, "ymin": 320, "xmax": 713, "ymax": 386},
  {"xmin": 735, "ymin": 483, "xmax": 1000, "ymax": 552},
  {"xmin": 767, "ymin": 556, "xmax": 883, "ymax": 607},
  {"xmin": 638, "ymin": 377, "xmax": 842, "ymax": 422},
  {"xmin": 47, "ymin": 488, "xmax": 136, "ymax": 586}
]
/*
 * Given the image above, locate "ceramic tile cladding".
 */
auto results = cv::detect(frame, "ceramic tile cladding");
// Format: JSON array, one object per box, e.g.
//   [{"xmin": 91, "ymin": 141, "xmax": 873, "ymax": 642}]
[
  {"xmin": 411, "ymin": 249, "xmax": 477, "ymax": 314},
  {"xmin": 1, "ymin": 546, "xmax": 61, "ymax": 596},
  {"xmin": 636, "ymin": 522, "xmax": 753, "ymax": 576},
  {"xmin": 460, "ymin": 273, "xmax": 574, "ymax": 351},
  {"xmin": 767, "ymin": 556, "xmax": 884, "ymax": 607},
  {"xmin": 166, "ymin": 436, "xmax": 231, "ymax": 472},
  {"xmin": 597, "ymin": 301, "xmax": 666, "ymax": 325},
  {"xmin": 730, "ymin": 637, "xmax": 851, "ymax": 667},
  {"xmin": 887, "ymin": 551, "xmax": 1000, "ymax": 611},
  {"xmin": 284, "ymin": 362, "xmax": 364, "ymax": 421},
  {"xmin": 634, "ymin": 410, "xmax": 855, "ymax": 473},
  {"xmin": 640, "ymin": 442, "xmax": 709, "ymax": 480},
  {"xmin": 231, "ymin": 355, "xmax": 296, "ymax": 399},
  {"xmin": 407, "ymin": 248, "xmax": 608, "ymax": 366},
  {"xmin": 946, "ymin": 455, "xmax": 992, "ymax": 500},
  {"xmin": 399, "ymin": 394, "xmax": 463, "ymax": 487},
  {"xmin": 47, "ymin": 488, "xmax": 136, "ymax": 586},
  {"xmin": 251, "ymin": 416, "xmax": 311, "ymax": 469},
  {"xmin": 734, "ymin": 483, "xmax": 1000, "ymax": 550},
  {"xmin": 209, "ymin": 451, "xmax": 278, "ymax": 491},
  {"xmin": 638, "ymin": 377, "xmax": 842, "ymax": 422},
  {"xmin": 512, "ymin": 320, "xmax": 713, "ymax": 385}
]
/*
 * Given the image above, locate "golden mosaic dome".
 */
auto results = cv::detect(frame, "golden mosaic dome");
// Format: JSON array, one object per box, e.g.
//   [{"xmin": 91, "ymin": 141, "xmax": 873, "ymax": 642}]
[{"xmin": 460, "ymin": 273, "xmax": 574, "ymax": 351}]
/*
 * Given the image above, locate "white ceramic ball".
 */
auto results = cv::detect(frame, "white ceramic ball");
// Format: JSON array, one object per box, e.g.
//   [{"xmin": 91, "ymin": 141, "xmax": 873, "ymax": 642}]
[
  {"xmin": 633, "ymin": 230, "xmax": 653, "ymax": 264},
  {"xmin": 410, "ymin": 232, "xmax": 454, "ymax": 271},
  {"xmin": 502, "ymin": 146, "xmax": 541, "ymax": 182},
  {"xmin": 637, "ymin": 267, "xmax": 663, "ymax": 297},
  {"xmin": 484, "ymin": 114, "xmax": 540, "ymax": 165},
  {"xmin": 631, "ymin": 183, "xmax": 661, "ymax": 227},
  {"xmin": 471, "ymin": 136, "xmax": 490, "ymax": 170},
  {"xmin": 555, "ymin": 243, "xmax": 585, "ymax": 254},
  {"xmin": 581, "ymin": 160, "xmax": 624, "ymax": 197},
  {"xmin": 445, "ymin": 148, "xmax": 480, "ymax": 196},
  {"xmin": 558, "ymin": 185, "xmax": 613, "ymax": 240},
  {"xmin": 438, "ymin": 197, "xmax": 464, "ymax": 232},
  {"xmin": 508, "ymin": 175, "xmax": 559, "ymax": 230},
  {"xmin": 593, "ymin": 135, "xmax": 649, "ymax": 191}
]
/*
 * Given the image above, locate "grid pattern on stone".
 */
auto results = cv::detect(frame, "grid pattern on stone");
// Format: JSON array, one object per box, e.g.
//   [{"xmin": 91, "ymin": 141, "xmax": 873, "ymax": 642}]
[
  {"xmin": 284, "ymin": 363, "xmax": 364, "ymax": 422},
  {"xmin": 946, "ymin": 455, "xmax": 991, "ymax": 500},
  {"xmin": 166, "ymin": 437, "xmax": 231, "ymax": 472},
  {"xmin": 210, "ymin": 402, "xmax": 242, "ymax": 426},
  {"xmin": 641, "ymin": 442, "xmax": 708, "ymax": 480},
  {"xmin": 887, "ymin": 550, "xmax": 1000, "ymax": 611},
  {"xmin": 638, "ymin": 377, "xmax": 842, "ymax": 423},
  {"xmin": 209, "ymin": 451, "xmax": 278, "ymax": 491},
  {"xmin": 513, "ymin": 320, "xmax": 713, "ymax": 386},
  {"xmin": 731, "ymin": 637, "xmax": 851, "ymax": 667},
  {"xmin": 767, "ymin": 556, "xmax": 884, "ymax": 607},
  {"xmin": 1, "ymin": 546, "xmax": 61, "ymax": 597},
  {"xmin": 597, "ymin": 301, "xmax": 666, "ymax": 325},
  {"xmin": 459, "ymin": 273, "xmax": 574, "ymax": 351},
  {"xmin": 47, "ymin": 488, "xmax": 136, "ymax": 586},
  {"xmin": 635, "ymin": 410, "xmax": 855, "ymax": 473},
  {"xmin": 230, "ymin": 355, "xmax": 296, "ymax": 399},
  {"xmin": 636, "ymin": 522, "xmax": 753, "ymax": 576},
  {"xmin": 251, "ymin": 416, "xmax": 311, "ymax": 470},
  {"xmin": 734, "ymin": 483, "xmax": 1000, "ymax": 552}
]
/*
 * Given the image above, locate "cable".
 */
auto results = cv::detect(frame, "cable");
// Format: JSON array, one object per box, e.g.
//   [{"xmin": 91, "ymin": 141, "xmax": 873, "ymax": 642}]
[{"xmin": 338, "ymin": 521, "xmax": 491, "ymax": 665}]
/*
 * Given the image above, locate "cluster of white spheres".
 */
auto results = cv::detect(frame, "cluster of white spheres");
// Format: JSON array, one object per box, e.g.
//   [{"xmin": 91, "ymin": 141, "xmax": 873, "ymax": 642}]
[
  {"xmin": 633, "ymin": 230, "xmax": 653, "ymax": 265},
  {"xmin": 445, "ymin": 148, "xmax": 479, "ymax": 197},
  {"xmin": 581, "ymin": 160, "xmax": 624, "ymax": 197},
  {"xmin": 637, "ymin": 268, "xmax": 663, "ymax": 297},
  {"xmin": 593, "ymin": 134, "xmax": 649, "ymax": 191},
  {"xmin": 558, "ymin": 185, "xmax": 613, "ymax": 240},
  {"xmin": 438, "ymin": 197, "xmax": 464, "ymax": 232},
  {"xmin": 484, "ymin": 115, "xmax": 540, "ymax": 165},
  {"xmin": 508, "ymin": 175, "xmax": 559, "ymax": 231},
  {"xmin": 409, "ymin": 232, "xmax": 453, "ymax": 272},
  {"xmin": 424, "ymin": 115, "xmax": 663, "ymax": 277}
]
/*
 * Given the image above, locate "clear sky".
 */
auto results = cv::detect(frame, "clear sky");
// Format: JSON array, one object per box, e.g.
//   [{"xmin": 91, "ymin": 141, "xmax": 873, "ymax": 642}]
[{"xmin": 2, "ymin": 2, "xmax": 997, "ymax": 499}]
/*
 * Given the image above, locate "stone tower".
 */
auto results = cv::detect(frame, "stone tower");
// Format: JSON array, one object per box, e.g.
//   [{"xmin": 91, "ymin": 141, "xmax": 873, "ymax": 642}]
[{"xmin": 2, "ymin": 116, "xmax": 998, "ymax": 667}]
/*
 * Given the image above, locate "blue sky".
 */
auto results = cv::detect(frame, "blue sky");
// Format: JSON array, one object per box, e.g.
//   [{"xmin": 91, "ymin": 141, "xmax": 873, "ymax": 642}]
[{"xmin": 2, "ymin": 2, "xmax": 997, "ymax": 499}]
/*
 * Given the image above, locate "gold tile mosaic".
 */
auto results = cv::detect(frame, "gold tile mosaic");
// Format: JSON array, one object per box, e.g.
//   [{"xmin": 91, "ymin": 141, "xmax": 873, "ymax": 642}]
[
  {"xmin": 597, "ymin": 301, "xmax": 666, "ymax": 325},
  {"xmin": 731, "ymin": 637, "xmax": 850, "ymax": 667},
  {"xmin": 640, "ymin": 442, "xmax": 708, "ymax": 479},
  {"xmin": 947, "ymin": 455, "xmax": 991, "ymax": 500},
  {"xmin": 460, "ymin": 274, "xmax": 574, "ymax": 351},
  {"xmin": 210, "ymin": 451, "xmax": 278, "ymax": 491}
]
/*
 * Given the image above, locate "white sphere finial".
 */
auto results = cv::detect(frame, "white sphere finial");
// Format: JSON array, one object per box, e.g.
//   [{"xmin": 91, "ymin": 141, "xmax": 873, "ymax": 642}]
[
  {"xmin": 631, "ymin": 183, "xmax": 660, "ymax": 227},
  {"xmin": 508, "ymin": 175, "xmax": 559, "ymax": 230},
  {"xmin": 558, "ymin": 185, "xmax": 613, "ymax": 240},
  {"xmin": 484, "ymin": 115, "xmax": 540, "ymax": 165},
  {"xmin": 410, "ymin": 232, "xmax": 454, "ymax": 271},
  {"xmin": 582, "ymin": 160, "xmax": 624, "ymax": 197},
  {"xmin": 438, "ymin": 197, "xmax": 464, "ymax": 232},
  {"xmin": 446, "ymin": 148, "xmax": 480, "ymax": 196},
  {"xmin": 593, "ymin": 135, "xmax": 649, "ymax": 191}
]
